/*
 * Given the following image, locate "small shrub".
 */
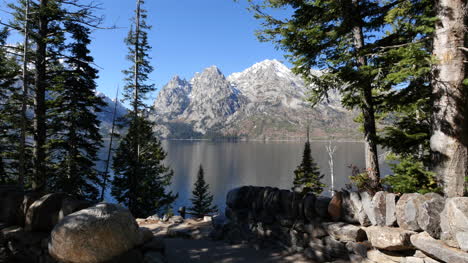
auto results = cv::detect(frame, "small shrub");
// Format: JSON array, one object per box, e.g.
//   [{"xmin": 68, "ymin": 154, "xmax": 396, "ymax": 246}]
[{"xmin": 383, "ymin": 154, "xmax": 441, "ymax": 194}]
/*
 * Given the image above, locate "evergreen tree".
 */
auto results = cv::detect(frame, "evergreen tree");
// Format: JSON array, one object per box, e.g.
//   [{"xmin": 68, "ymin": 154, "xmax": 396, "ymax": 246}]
[
  {"xmin": 111, "ymin": 117, "xmax": 177, "ymax": 218},
  {"xmin": 189, "ymin": 165, "xmax": 217, "ymax": 218},
  {"xmin": 47, "ymin": 21, "xmax": 105, "ymax": 200},
  {"xmin": 293, "ymin": 141, "xmax": 325, "ymax": 195},
  {"xmin": 0, "ymin": 28, "xmax": 22, "ymax": 184},
  {"xmin": 112, "ymin": 0, "xmax": 177, "ymax": 217},
  {"xmin": 8, "ymin": 0, "xmax": 104, "ymax": 192}
]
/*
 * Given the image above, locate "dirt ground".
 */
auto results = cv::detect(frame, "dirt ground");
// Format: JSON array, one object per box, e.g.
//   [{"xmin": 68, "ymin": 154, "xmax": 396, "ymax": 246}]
[{"xmin": 138, "ymin": 218, "xmax": 313, "ymax": 263}]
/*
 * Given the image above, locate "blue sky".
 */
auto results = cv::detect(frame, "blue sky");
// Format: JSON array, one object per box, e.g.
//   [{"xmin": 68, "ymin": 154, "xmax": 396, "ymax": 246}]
[{"xmin": 86, "ymin": 0, "xmax": 290, "ymax": 101}]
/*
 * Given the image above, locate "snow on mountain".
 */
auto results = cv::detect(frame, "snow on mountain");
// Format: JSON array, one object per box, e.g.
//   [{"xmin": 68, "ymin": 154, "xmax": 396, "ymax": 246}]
[
  {"xmin": 150, "ymin": 60, "xmax": 358, "ymax": 139},
  {"xmin": 95, "ymin": 91, "xmax": 128, "ymax": 133}
]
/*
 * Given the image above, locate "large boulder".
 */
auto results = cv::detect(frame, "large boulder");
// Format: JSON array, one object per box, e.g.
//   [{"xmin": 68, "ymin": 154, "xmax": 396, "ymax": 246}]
[
  {"xmin": 303, "ymin": 193, "xmax": 316, "ymax": 221},
  {"xmin": 340, "ymin": 190, "xmax": 370, "ymax": 225},
  {"xmin": 315, "ymin": 196, "xmax": 331, "ymax": 218},
  {"xmin": 385, "ymin": 193, "xmax": 397, "ymax": 227},
  {"xmin": 25, "ymin": 192, "xmax": 71, "ymax": 232},
  {"xmin": 361, "ymin": 191, "xmax": 377, "ymax": 226},
  {"xmin": 417, "ymin": 193, "xmax": 445, "ymax": 239},
  {"xmin": 440, "ymin": 197, "xmax": 468, "ymax": 249},
  {"xmin": 396, "ymin": 193, "xmax": 424, "ymax": 231},
  {"xmin": 365, "ymin": 226, "xmax": 415, "ymax": 251},
  {"xmin": 411, "ymin": 232, "xmax": 468, "ymax": 263},
  {"xmin": 279, "ymin": 190, "xmax": 295, "ymax": 218},
  {"xmin": 372, "ymin": 191, "xmax": 387, "ymax": 226},
  {"xmin": 49, "ymin": 203, "xmax": 142, "ymax": 263},
  {"xmin": 323, "ymin": 222, "xmax": 367, "ymax": 242},
  {"xmin": 226, "ymin": 186, "xmax": 253, "ymax": 210}
]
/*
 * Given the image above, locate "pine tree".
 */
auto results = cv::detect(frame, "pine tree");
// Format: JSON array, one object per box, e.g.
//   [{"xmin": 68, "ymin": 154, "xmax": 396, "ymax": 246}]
[
  {"xmin": 47, "ymin": 21, "xmax": 105, "ymax": 201},
  {"xmin": 111, "ymin": 117, "xmax": 177, "ymax": 218},
  {"xmin": 111, "ymin": 0, "xmax": 177, "ymax": 217},
  {"xmin": 189, "ymin": 165, "xmax": 217, "ymax": 218},
  {"xmin": 0, "ymin": 27, "xmax": 22, "ymax": 184},
  {"xmin": 8, "ymin": 0, "xmax": 104, "ymax": 192},
  {"xmin": 293, "ymin": 141, "xmax": 325, "ymax": 195}
]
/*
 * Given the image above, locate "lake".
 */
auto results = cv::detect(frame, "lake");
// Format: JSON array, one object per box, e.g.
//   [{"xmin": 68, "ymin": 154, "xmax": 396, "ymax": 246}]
[{"xmin": 161, "ymin": 140, "xmax": 391, "ymax": 215}]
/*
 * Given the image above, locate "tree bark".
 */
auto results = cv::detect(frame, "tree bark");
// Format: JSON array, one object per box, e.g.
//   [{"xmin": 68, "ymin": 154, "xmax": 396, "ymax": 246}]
[
  {"xmin": 19, "ymin": 0, "xmax": 30, "ymax": 187},
  {"xmin": 32, "ymin": 0, "xmax": 48, "ymax": 191},
  {"xmin": 431, "ymin": 0, "xmax": 468, "ymax": 197},
  {"xmin": 351, "ymin": 0, "xmax": 381, "ymax": 187}
]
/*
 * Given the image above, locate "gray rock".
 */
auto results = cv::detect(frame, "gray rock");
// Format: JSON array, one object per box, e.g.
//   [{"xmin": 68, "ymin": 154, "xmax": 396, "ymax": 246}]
[
  {"xmin": 49, "ymin": 203, "xmax": 141, "ymax": 263},
  {"xmin": 303, "ymin": 222, "xmax": 327, "ymax": 238},
  {"xmin": 25, "ymin": 193, "xmax": 71, "ymax": 232},
  {"xmin": 455, "ymin": 232, "xmax": 468, "ymax": 252},
  {"xmin": 346, "ymin": 241, "xmax": 368, "ymax": 257},
  {"xmin": 303, "ymin": 194, "xmax": 316, "ymax": 221},
  {"xmin": 361, "ymin": 191, "xmax": 377, "ymax": 226},
  {"xmin": 323, "ymin": 222, "xmax": 367, "ymax": 242},
  {"xmin": 315, "ymin": 196, "xmax": 331, "ymax": 218},
  {"xmin": 306, "ymin": 236, "xmax": 348, "ymax": 261},
  {"xmin": 385, "ymin": 193, "xmax": 397, "ymax": 227},
  {"xmin": 263, "ymin": 187, "xmax": 281, "ymax": 213},
  {"xmin": 366, "ymin": 249, "xmax": 408, "ymax": 262},
  {"xmin": 352, "ymin": 191, "xmax": 371, "ymax": 226},
  {"xmin": 365, "ymin": 226, "xmax": 415, "ymax": 251},
  {"xmin": 396, "ymin": 193, "xmax": 424, "ymax": 231},
  {"xmin": 372, "ymin": 191, "xmax": 387, "ymax": 226},
  {"xmin": 410, "ymin": 232, "xmax": 468, "ymax": 263},
  {"xmin": 405, "ymin": 257, "xmax": 425, "ymax": 263},
  {"xmin": 226, "ymin": 186, "xmax": 252, "ymax": 209},
  {"xmin": 440, "ymin": 197, "xmax": 468, "ymax": 249},
  {"xmin": 417, "ymin": 193, "xmax": 445, "ymax": 239},
  {"xmin": 279, "ymin": 190, "xmax": 295, "ymax": 218}
]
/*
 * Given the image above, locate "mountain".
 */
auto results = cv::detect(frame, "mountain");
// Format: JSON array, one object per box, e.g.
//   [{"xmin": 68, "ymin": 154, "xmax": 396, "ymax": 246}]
[
  {"xmin": 150, "ymin": 60, "xmax": 359, "ymax": 140},
  {"xmin": 96, "ymin": 92, "xmax": 128, "ymax": 136}
]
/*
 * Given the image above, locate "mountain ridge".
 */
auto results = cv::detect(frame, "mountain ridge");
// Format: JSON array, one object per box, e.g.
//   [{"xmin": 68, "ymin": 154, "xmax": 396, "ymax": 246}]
[{"xmin": 149, "ymin": 59, "xmax": 360, "ymax": 140}]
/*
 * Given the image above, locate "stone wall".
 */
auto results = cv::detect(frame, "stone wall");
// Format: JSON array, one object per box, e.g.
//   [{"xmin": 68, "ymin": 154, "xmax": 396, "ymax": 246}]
[{"xmin": 213, "ymin": 186, "xmax": 468, "ymax": 263}]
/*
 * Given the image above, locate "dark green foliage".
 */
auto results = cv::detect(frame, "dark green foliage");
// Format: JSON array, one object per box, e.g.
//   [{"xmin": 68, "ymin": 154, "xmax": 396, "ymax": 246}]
[
  {"xmin": 0, "ymin": 28, "xmax": 21, "ymax": 184},
  {"xmin": 111, "ymin": 117, "xmax": 177, "ymax": 218},
  {"xmin": 293, "ymin": 141, "xmax": 325, "ymax": 195},
  {"xmin": 122, "ymin": 0, "xmax": 155, "ymax": 113},
  {"xmin": 47, "ymin": 22, "xmax": 105, "ymax": 201},
  {"xmin": 383, "ymin": 154, "xmax": 441, "ymax": 194},
  {"xmin": 189, "ymin": 165, "xmax": 217, "ymax": 218}
]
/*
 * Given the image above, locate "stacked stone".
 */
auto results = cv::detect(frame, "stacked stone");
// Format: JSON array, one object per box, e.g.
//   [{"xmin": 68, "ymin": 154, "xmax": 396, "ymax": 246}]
[{"xmin": 219, "ymin": 186, "xmax": 468, "ymax": 263}]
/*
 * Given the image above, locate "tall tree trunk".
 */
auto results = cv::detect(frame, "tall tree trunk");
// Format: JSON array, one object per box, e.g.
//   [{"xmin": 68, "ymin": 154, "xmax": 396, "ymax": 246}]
[
  {"xmin": 32, "ymin": 0, "xmax": 48, "ymax": 191},
  {"xmin": 351, "ymin": 0, "xmax": 381, "ymax": 187},
  {"xmin": 431, "ymin": 0, "xmax": 467, "ymax": 197},
  {"xmin": 19, "ymin": 0, "xmax": 30, "ymax": 187}
]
